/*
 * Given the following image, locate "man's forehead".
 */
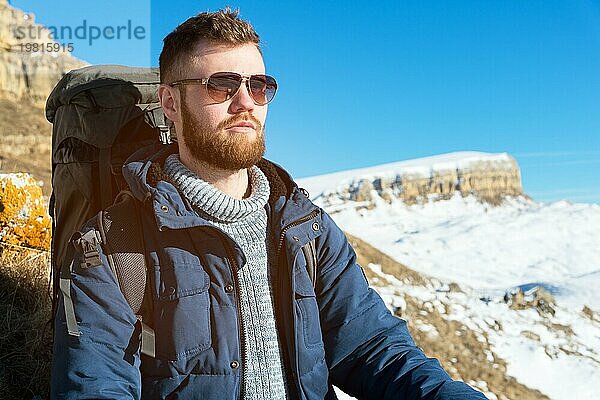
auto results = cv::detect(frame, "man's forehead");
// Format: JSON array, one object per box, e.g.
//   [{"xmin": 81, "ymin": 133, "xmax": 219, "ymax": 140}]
[
  {"xmin": 187, "ymin": 41, "xmax": 265, "ymax": 75},
  {"xmin": 190, "ymin": 39, "xmax": 236, "ymax": 57}
]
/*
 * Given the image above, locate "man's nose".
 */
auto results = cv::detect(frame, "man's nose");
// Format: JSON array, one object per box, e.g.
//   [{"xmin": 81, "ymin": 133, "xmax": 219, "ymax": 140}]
[{"xmin": 229, "ymin": 81, "xmax": 255, "ymax": 114}]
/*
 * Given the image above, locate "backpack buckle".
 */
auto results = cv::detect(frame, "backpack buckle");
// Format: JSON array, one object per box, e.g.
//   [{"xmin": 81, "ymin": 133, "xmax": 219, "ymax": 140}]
[
  {"xmin": 157, "ymin": 125, "xmax": 172, "ymax": 145},
  {"xmin": 72, "ymin": 231, "xmax": 102, "ymax": 269}
]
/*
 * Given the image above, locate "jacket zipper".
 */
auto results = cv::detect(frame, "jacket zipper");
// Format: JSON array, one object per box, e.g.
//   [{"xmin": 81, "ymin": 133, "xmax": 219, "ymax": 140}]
[
  {"xmin": 275, "ymin": 209, "xmax": 320, "ymax": 261},
  {"xmin": 273, "ymin": 208, "xmax": 320, "ymax": 398},
  {"xmin": 205, "ymin": 207, "xmax": 319, "ymax": 400},
  {"xmin": 218, "ymin": 232, "xmax": 247, "ymax": 400}
]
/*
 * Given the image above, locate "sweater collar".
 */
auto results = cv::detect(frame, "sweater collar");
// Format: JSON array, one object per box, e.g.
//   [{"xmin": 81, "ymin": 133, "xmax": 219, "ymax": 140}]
[{"xmin": 163, "ymin": 154, "xmax": 270, "ymax": 223}]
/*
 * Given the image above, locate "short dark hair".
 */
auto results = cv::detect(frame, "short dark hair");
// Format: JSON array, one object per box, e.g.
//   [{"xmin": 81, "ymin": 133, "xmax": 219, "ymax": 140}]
[{"xmin": 159, "ymin": 8, "xmax": 261, "ymax": 83}]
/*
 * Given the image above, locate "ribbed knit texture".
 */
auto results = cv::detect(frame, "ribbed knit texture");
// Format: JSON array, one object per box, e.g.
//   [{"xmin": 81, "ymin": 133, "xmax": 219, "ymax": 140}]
[{"xmin": 164, "ymin": 154, "xmax": 289, "ymax": 400}]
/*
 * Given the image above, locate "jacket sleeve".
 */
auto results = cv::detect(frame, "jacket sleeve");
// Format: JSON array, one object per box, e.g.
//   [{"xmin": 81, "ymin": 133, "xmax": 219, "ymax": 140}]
[
  {"xmin": 316, "ymin": 211, "xmax": 487, "ymax": 400},
  {"xmin": 51, "ymin": 224, "xmax": 141, "ymax": 400}
]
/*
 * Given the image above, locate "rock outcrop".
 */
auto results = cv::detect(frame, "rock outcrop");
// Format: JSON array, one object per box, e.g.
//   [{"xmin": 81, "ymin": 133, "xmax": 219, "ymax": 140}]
[
  {"xmin": 0, "ymin": 172, "xmax": 51, "ymax": 250},
  {"xmin": 307, "ymin": 153, "xmax": 523, "ymax": 208},
  {"xmin": 0, "ymin": 0, "xmax": 86, "ymax": 104},
  {"xmin": 504, "ymin": 286, "xmax": 557, "ymax": 317}
]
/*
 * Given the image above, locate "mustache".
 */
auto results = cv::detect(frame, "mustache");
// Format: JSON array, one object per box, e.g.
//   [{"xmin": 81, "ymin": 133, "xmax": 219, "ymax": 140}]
[{"xmin": 218, "ymin": 113, "xmax": 263, "ymax": 131}]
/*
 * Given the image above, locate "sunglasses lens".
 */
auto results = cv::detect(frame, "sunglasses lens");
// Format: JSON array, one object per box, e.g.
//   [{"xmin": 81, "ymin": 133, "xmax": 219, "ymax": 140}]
[
  {"xmin": 249, "ymin": 75, "xmax": 277, "ymax": 105},
  {"xmin": 206, "ymin": 73, "xmax": 277, "ymax": 105},
  {"xmin": 206, "ymin": 73, "xmax": 242, "ymax": 103}
]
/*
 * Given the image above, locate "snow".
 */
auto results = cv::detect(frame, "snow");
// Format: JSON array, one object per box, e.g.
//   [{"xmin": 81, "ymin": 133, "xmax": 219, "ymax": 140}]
[
  {"xmin": 329, "ymin": 194, "xmax": 600, "ymax": 311},
  {"xmin": 490, "ymin": 310, "xmax": 599, "ymax": 400},
  {"xmin": 300, "ymin": 156, "xmax": 600, "ymax": 400},
  {"xmin": 362, "ymin": 251, "xmax": 600, "ymax": 400}
]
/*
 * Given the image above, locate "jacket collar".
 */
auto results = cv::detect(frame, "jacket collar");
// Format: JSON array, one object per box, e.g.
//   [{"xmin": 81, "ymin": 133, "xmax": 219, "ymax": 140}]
[{"xmin": 121, "ymin": 142, "xmax": 319, "ymax": 231}]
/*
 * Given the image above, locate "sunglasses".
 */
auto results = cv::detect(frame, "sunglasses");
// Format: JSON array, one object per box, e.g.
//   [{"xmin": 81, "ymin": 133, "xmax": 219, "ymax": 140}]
[{"xmin": 169, "ymin": 72, "xmax": 278, "ymax": 105}]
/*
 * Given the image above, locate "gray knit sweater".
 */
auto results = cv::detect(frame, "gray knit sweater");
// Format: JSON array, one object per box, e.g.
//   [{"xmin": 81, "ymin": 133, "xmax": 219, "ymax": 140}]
[{"xmin": 163, "ymin": 154, "xmax": 289, "ymax": 400}]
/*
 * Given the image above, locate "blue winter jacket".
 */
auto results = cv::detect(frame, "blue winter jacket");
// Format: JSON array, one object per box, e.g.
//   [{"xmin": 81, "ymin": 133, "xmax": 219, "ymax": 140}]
[{"xmin": 51, "ymin": 143, "xmax": 487, "ymax": 400}]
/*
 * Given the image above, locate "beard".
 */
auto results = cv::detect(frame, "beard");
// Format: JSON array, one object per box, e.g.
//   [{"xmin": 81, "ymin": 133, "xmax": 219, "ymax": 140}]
[{"xmin": 180, "ymin": 100, "xmax": 266, "ymax": 171}]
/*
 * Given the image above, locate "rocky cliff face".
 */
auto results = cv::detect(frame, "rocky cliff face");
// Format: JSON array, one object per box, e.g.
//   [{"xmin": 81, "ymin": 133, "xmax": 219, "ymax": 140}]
[
  {"xmin": 0, "ymin": 0, "xmax": 86, "ymax": 191},
  {"xmin": 300, "ymin": 152, "xmax": 524, "ymax": 209},
  {"xmin": 0, "ymin": 0, "xmax": 86, "ymax": 103}
]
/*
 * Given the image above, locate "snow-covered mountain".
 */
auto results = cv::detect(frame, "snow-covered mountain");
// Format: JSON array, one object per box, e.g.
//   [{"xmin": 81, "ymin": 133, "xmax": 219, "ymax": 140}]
[
  {"xmin": 298, "ymin": 152, "xmax": 600, "ymax": 400},
  {"xmin": 305, "ymin": 151, "xmax": 523, "ymax": 210}
]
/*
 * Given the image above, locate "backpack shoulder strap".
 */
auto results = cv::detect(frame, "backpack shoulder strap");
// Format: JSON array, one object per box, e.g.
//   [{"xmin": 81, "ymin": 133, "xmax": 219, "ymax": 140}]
[
  {"xmin": 96, "ymin": 191, "xmax": 155, "ymax": 357},
  {"xmin": 301, "ymin": 238, "xmax": 318, "ymax": 289}
]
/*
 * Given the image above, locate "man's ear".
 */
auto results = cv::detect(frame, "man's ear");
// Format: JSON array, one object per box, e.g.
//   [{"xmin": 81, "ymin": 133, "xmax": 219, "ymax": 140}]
[{"xmin": 158, "ymin": 84, "xmax": 181, "ymax": 123}]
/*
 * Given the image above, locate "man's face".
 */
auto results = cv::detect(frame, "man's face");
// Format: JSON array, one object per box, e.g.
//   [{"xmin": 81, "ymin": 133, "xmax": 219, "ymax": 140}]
[{"xmin": 174, "ymin": 42, "xmax": 268, "ymax": 171}]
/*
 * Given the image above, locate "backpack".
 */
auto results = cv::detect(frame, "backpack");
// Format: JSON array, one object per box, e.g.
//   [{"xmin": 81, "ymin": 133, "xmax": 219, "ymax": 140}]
[
  {"xmin": 46, "ymin": 65, "xmax": 318, "ymax": 357},
  {"xmin": 46, "ymin": 64, "xmax": 170, "ymax": 276},
  {"xmin": 46, "ymin": 65, "xmax": 169, "ymax": 339}
]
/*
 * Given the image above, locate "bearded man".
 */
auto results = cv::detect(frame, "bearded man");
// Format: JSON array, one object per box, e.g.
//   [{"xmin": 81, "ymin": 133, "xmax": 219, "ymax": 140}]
[{"xmin": 51, "ymin": 8, "xmax": 488, "ymax": 400}]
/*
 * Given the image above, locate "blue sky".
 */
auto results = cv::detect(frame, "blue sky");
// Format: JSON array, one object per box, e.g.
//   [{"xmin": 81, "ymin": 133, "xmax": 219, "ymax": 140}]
[{"xmin": 10, "ymin": 0, "xmax": 600, "ymax": 203}]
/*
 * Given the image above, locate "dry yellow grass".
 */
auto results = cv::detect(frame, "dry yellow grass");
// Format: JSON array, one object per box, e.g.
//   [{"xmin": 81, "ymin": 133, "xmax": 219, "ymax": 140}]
[{"xmin": 0, "ymin": 245, "xmax": 52, "ymax": 399}]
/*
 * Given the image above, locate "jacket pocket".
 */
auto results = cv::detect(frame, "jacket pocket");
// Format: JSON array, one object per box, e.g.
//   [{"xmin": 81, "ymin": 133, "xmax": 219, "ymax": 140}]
[
  {"xmin": 153, "ymin": 262, "xmax": 212, "ymax": 361},
  {"xmin": 294, "ymin": 262, "xmax": 327, "ymax": 379},
  {"xmin": 294, "ymin": 270, "xmax": 323, "ymax": 349}
]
